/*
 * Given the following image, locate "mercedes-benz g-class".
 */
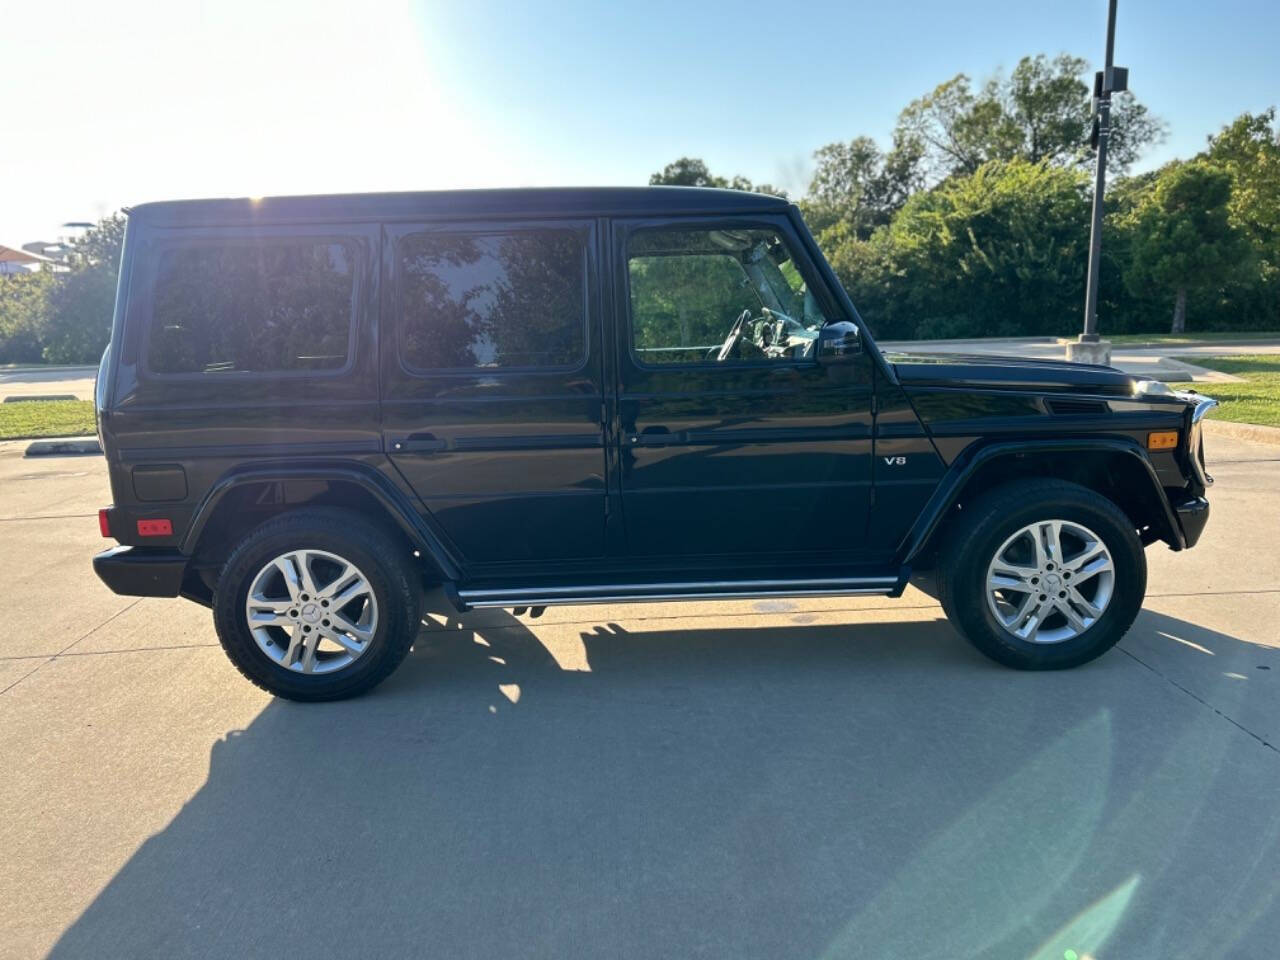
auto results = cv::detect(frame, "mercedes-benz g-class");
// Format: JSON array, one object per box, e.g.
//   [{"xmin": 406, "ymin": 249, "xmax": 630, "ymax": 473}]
[{"xmin": 92, "ymin": 187, "xmax": 1216, "ymax": 700}]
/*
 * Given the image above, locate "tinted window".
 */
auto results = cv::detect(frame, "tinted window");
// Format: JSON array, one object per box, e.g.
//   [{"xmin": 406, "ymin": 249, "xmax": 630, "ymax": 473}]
[
  {"xmin": 398, "ymin": 230, "xmax": 585, "ymax": 370},
  {"xmin": 628, "ymin": 228, "xmax": 830, "ymax": 365},
  {"xmin": 147, "ymin": 241, "xmax": 356, "ymax": 375}
]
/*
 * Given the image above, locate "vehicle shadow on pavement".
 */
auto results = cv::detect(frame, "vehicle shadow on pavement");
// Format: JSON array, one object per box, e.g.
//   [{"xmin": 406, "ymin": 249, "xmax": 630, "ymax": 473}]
[{"xmin": 47, "ymin": 607, "xmax": 1280, "ymax": 960}]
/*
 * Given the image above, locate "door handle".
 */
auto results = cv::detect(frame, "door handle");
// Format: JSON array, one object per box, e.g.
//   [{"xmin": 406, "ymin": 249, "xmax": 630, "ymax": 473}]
[
  {"xmin": 628, "ymin": 426, "xmax": 675, "ymax": 447},
  {"xmin": 391, "ymin": 434, "xmax": 447, "ymax": 454}
]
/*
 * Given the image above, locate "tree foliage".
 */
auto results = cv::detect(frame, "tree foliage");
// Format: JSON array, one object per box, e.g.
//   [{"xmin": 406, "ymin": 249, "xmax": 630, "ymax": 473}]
[
  {"xmin": 0, "ymin": 214, "xmax": 125, "ymax": 365},
  {"xmin": 645, "ymin": 55, "xmax": 1277, "ymax": 339},
  {"xmin": 830, "ymin": 159, "xmax": 1091, "ymax": 339},
  {"xmin": 801, "ymin": 133, "xmax": 925, "ymax": 239},
  {"xmin": 648, "ymin": 156, "xmax": 786, "ymax": 198},
  {"xmin": 894, "ymin": 54, "xmax": 1164, "ymax": 181},
  {"xmin": 1124, "ymin": 161, "xmax": 1247, "ymax": 332}
]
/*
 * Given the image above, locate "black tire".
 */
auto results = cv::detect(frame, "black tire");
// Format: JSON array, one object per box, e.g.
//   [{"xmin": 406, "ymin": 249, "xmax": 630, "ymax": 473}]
[
  {"xmin": 213, "ymin": 508, "xmax": 422, "ymax": 701},
  {"xmin": 937, "ymin": 479, "xmax": 1146, "ymax": 670}
]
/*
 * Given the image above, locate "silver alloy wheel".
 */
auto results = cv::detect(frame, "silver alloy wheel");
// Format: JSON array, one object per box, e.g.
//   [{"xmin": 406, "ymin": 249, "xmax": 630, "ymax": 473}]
[
  {"xmin": 244, "ymin": 549, "xmax": 378, "ymax": 674},
  {"xmin": 985, "ymin": 519, "xmax": 1115, "ymax": 645}
]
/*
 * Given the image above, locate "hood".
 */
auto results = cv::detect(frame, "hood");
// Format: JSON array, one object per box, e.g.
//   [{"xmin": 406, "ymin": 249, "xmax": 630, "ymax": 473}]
[{"xmin": 887, "ymin": 351, "xmax": 1139, "ymax": 397}]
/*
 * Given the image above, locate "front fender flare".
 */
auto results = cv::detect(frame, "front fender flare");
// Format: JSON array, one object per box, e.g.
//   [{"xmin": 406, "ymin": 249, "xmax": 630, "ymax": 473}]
[{"xmin": 896, "ymin": 438, "xmax": 1183, "ymax": 565}]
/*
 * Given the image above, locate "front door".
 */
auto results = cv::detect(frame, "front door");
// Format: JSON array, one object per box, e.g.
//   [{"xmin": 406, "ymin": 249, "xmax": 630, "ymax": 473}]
[
  {"xmin": 612, "ymin": 216, "xmax": 875, "ymax": 561},
  {"xmin": 381, "ymin": 219, "xmax": 607, "ymax": 566}
]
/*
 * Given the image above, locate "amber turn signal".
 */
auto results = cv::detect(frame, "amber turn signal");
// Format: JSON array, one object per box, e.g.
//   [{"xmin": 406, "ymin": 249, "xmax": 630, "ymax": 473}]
[{"xmin": 1147, "ymin": 430, "xmax": 1179, "ymax": 450}]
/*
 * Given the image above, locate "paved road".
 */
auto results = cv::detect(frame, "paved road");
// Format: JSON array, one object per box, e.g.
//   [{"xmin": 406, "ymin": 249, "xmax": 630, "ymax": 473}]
[
  {"xmin": 0, "ymin": 366, "xmax": 96, "ymax": 402},
  {"xmin": 2, "ymin": 433, "xmax": 1279, "ymax": 959},
  {"xmin": 880, "ymin": 337, "xmax": 1280, "ymax": 383}
]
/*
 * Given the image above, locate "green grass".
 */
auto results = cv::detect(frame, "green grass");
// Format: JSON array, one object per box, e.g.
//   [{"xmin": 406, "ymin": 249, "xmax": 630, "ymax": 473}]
[
  {"xmin": 0, "ymin": 399, "xmax": 97, "ymax": 440},
  {"xmin": 1107, "ymin": 331, "xmax": 1280, "ymax": 346},
  {"xmin": 1170, "ymin": 355, "xmax": 1280, "ymax": 428}
]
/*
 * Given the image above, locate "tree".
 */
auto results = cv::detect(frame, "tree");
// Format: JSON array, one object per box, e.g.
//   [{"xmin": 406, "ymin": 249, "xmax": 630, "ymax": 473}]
[
  {"xmin": 1204, "ymin": 110, "xmax": 1280, "ymax": 325},
  {"xmin": 802, "ymin": 133, "xmax": 924, "ymax": 239},
  {"xmin": 39, "ymin": 214, "xmax": 126, "ymax": 364},
  {"xmin": 824, "ymin": 159, "xmax": 1091, "ymax": 340},
  {"xmin": 894, "ymin": 54, "xmax": 1164, "ymax": 183},
  {"xmin": 649, "ymin": 157, "xmax": 786, "ymax": 197},
  {"xmin": 0, "ymin": 270, "xmax": 53, "ymax": 363},
  {"xmin": 1126, "ymin": 162, "xmax": 1247, "ymax": 333}
]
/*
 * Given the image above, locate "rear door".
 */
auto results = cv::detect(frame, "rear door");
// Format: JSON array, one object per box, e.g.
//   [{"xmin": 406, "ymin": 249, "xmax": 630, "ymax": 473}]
[
  {"xmin": 381, "ymin": 219, "xmax": 607, "ymax": 566},
  {"xmin": 611, "ymin": 215, "xmax": 875, "ymax": 561}
]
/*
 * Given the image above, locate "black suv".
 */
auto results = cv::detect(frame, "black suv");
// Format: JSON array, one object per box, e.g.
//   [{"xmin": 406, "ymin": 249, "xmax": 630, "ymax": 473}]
[{"xmin": 92, "ymin": 187, "xmax": 1216, "ymax": 701}]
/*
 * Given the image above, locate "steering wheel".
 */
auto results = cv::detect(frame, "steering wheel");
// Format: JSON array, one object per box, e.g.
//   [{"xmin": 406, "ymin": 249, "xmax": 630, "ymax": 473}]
[{"xmin": 714, "ymin": 309, "xmax": 754, "ymax": 362}]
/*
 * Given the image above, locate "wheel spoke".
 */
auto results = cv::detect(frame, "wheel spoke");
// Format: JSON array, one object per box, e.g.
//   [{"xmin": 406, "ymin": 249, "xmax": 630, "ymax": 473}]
[
  {"xmin": 1041, "ymin": 521, "xmax": 1064, "ymax": 566},
  {"xmin": 330, "ymin": 611, "xmax": 375, "ymax": 643},
  {"xmin": 323, "ymin": 626, "xmax": 365, "ymax": 656},
  {"xmin": 300, "ymin": 629, "xmax": 321, "ymax": 673},
  {"xmin": 991, "ymin": 558, "xmax": 1038, "ymax": 581},
  {"xmin": 1067, "ymin": 586, "xmax": 1103, "ymax": 620},
  {"xmin": 1029, "ymin": 528, "xmax": 1047, "ymax": 569},
  {"xmin": 321, "ymin": 562, "xmax": 360, "ymax": 600},
  {"xmin": 328, "ymin": 577, "xmax": 370, "ymax": 612},
  {"xmin": 293, "ymin": 551, "xmax": 320, "ymax": 598},
  {"xmin": 990, "ymin": 575, "xmax": 1035, "ymax": 593},
  {"xmin": 1055, "ymin": 598, "xmax": 1088, "ymax": 634},
  {"xmin": 1013, "ymin": 599, "xmax": 1048, "ymax": 640},
  {"xmin": 281, "ymin": 623, "xmax": 305, "ymax": 669},
  {"xmin": 274, "ymin": 557, "xmax": 303, "ymax": 602},
  {"xmin": 248, "ymin": 610, "xmax": 293, "ymax": 628},
  {"xmin": 1066, "ymin": 543, "xmax": 1108, "ymax": 574},
  {"xmin": 1072, "ymin": 554, "xmax": 1114, "ymax": 584}
]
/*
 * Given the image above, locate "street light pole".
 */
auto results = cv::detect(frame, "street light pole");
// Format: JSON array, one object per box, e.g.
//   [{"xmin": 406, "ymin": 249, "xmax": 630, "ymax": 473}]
[{"xmin": 1069, "ymin": 0, "xmax": 1127, "ymax": 365}]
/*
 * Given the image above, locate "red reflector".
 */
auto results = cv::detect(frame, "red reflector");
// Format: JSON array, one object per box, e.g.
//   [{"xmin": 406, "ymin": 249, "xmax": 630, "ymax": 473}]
[
  {"xmin": 98, "ymin": 509, "xmax": 111, "ymax": 538},
  {"xmin": 137, "ymin": 518, "xmax": 173, "ymax": 537}
]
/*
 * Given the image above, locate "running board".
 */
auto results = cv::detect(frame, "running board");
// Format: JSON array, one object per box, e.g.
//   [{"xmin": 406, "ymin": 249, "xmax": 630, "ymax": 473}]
[{"xmin": 453, "ymin": 575, "xmax": 903, "ymax": 611}]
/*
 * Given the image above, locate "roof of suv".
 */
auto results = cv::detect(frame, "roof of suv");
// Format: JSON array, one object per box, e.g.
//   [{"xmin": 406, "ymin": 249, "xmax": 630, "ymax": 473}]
[{"xmin": 128, "ymin": 186, "xmax": 791, "ymax": 227}]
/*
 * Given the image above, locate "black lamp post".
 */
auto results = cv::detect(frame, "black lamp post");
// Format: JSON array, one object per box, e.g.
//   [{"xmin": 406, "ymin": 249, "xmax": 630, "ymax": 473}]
[{"xmin": 1070, "ymin": 0, "xmax": 1128, "ymax": 365}]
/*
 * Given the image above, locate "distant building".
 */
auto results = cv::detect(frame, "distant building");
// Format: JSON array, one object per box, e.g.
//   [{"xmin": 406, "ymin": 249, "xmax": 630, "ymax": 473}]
[
  {"xmin": 0, "ymin": 245, "xmax": 51, "ymax": 275},
  {"xmin": 21, "ymin": 240, "xmax": 73, "ymax": 266}
]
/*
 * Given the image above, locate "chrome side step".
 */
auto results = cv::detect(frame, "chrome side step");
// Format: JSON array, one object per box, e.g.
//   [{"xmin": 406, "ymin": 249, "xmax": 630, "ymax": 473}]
[{"xmin": 454, "ymin": 576, "xmax": 901, "ymax": 610}]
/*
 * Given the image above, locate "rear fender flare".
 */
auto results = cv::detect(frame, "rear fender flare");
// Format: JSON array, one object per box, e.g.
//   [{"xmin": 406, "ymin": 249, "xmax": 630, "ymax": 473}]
[{"xmin": 180, "ymin": 462, "xmax": 463, "ymax": 581}]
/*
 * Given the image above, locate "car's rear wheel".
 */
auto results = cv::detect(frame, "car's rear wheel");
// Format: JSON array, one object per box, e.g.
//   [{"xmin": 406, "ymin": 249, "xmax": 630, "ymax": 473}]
[
  {"xmin": 937, "ymin": 479, "xmax": 1146, "ymax": 669},
  {"xmin": 213, "ymin": 508, "xmax": 421, "ymax": 701}
]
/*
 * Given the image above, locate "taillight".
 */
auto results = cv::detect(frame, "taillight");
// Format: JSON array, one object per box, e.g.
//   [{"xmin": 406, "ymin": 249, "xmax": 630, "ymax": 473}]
[{"xmin": 98, "ymin": 508, "xmax": 111, "ymax": 538}]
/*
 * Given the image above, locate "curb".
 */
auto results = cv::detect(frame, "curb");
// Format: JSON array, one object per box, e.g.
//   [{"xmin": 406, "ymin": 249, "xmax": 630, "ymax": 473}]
[
  {"xmin": 24, "ymin": 437, "xmax": 102, "ymax": 457},
  {"xmin": 1104, "ymin": 337, "xmax": 1280, "ymax": 350},
  {"xmin": 1203, "ymin": 419, "xmax": 1280, "ymax": 447},
  {"xmin": 3, "ymin": 394, "xmax": 79, "ymax": 403}
]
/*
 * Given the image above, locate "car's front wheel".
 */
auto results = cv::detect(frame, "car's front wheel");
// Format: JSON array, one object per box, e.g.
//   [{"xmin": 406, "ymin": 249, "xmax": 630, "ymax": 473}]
[
  {"xmin": 937, "ymin": 479, "xmax": 1146, "ymax": 670},
  {"xmin": 212, "ymin": 508, "xmax": 421, "ymax": 701}
]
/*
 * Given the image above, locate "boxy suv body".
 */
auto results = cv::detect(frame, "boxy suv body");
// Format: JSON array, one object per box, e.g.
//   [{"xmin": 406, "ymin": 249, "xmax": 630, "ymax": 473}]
[{"xmin": 93, "ymin": 187, "xmax": 1217, "ymax": 700}]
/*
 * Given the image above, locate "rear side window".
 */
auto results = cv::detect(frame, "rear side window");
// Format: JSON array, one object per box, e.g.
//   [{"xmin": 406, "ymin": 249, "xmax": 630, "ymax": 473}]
[
  {"xmin": 398, "ymin": 230, "xmax": 586, "ymax": 371},
  {"xmin": 147, "ymin": 240, "xmax": 357, "ymax": 375}
]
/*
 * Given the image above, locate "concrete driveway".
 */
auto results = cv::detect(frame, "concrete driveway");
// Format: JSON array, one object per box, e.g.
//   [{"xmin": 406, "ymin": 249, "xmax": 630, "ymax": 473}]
[{"xmin": 1, "ymin": 434, "xmax": 1278, "ymax": 959}]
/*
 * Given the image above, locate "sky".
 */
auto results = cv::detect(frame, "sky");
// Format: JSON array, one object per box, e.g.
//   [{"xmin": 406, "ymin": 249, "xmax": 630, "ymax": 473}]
[{"xmin": 3, "ymin": 0, "xmax": 1278, "ymax": 248}]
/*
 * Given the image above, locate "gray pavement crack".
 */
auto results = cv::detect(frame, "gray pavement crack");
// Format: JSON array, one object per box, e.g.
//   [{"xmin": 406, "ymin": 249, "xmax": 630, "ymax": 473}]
[
  {"xmin": 1119, "ymin": 646, "xmax": 1278, "ymax": 757},
  {"xmin": 0, "ymin": 599, "xmax": 141, "ymax": 696}
]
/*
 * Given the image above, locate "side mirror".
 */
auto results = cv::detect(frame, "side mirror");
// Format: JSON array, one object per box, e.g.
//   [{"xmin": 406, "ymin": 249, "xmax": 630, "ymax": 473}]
[{"xmin": 816, "ymin": 321, "xmax": 862, "ymax": 364}]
